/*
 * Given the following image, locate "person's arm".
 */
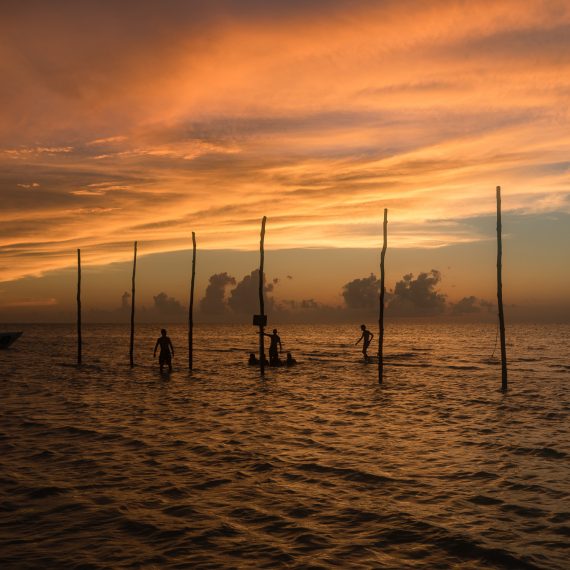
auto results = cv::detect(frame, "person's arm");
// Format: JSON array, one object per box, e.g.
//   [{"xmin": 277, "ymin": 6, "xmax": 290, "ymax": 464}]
[
  {"xmin": 278, "ymin": 338, "xmax": 283, "ymax": 352},
  {"xmin": 153, "ymin": 339, "xmax": 159, "ymax": 357},
  {"xmin": 169, "ymin": 338, "xmax": 174, "ymax": 356},
  {"xmin": 355, "ymin": 333, "xmax": 363, "ymax": 345},
  {"xmin": 369, "ymin": 332, "xmax": 374, "ymax": 340}
]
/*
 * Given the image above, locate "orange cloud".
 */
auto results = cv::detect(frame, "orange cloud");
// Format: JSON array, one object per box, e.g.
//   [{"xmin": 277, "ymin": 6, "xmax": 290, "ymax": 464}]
[{"xmin": 1, "ymin": 1, "xmax": 569, "ymax": 282}]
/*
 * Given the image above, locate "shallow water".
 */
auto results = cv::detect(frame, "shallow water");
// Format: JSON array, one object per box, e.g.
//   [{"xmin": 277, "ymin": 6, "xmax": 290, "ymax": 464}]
[{"xmin": 0, "ymin": 323, "xmax": 568, "ymax": 569}]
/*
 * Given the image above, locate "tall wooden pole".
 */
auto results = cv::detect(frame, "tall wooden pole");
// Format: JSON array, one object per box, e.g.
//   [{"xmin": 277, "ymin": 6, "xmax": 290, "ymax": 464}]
[
  {"xmin": 496, "ymin": 186, "xmax": 508, "ymax": 391},
  {"xmin": 259, "ymin": 216, "xmax": 267, "ymax": 377},
  {"xmin": 378, "ymin": 208, "xmax": 388, "ymax": 384},
  {"xmin": 129, "ymin": 241, "xmax": 137, "ymax": 368},
  {"xmin": 77, "ymin": 248, "xmax": 82, "ymax": 367},
  {"xmin": 189, "ymin": 232, "xmax": 196, "ymax": 370}
]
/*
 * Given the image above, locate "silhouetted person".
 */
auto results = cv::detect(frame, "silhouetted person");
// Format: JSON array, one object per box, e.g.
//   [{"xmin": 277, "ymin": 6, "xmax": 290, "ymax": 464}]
[
  {"xmin": 285, "ymin": 351, "xmax": 297, "ymax": 366},
  {"xmin": 263, "ymin": 328, "xmax": 283, "ymax": 366},
  {"xmin": 248, "ymin": 352, "xmax": 259, "ymax": 365},
  {"xmin": 154, "ymin": 328, "xmax": 174, "ymax": 373},
  {"xmin": 356, "ymin": 324, "xmax": 374, "ymax": 360}
]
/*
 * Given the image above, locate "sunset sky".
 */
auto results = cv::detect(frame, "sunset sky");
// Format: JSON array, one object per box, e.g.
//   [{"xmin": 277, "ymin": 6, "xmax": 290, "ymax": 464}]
[{"xmin": 1, "ymin": 0, "xmax": 569, "ymax": 321}]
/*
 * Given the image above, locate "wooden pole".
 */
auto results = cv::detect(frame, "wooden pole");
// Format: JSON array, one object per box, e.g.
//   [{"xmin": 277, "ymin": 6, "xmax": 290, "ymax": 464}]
[
  {"xmin": 496, "ymin": 186, "xmax": 508, "ymax": 391},
  {"xmin": 77, "ymin": 248, "xmax": 82, "ymax": 367},
  {"xmin": 259, "ymin": 216, "xmax": 267, "ymax": 376},
  {"xmin": 189, "ymin": 232, "xmax": 196, "ymax": 370},
  {"xmin": 129, "ymin": 241, "xmax": 137, "ymax": 368},
  {"xmin": 378, "ymin": 208, "xmax": 388, "ymax": 384}
]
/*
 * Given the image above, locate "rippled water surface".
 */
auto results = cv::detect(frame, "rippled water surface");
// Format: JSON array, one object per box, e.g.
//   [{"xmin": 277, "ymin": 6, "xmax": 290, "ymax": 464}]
[{"xmin": 1, "ymin": 323, "xmax": 568, "ymax": 569}]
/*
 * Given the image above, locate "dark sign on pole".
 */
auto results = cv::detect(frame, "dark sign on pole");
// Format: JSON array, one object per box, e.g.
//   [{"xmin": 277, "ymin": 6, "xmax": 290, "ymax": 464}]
[{"xmin": 253, "ymin": 314, "xmax": 267, "ymax": 327}]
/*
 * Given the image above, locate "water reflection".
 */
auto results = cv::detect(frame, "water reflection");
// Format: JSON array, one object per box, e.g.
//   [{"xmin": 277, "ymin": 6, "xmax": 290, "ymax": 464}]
[{"xmin": 0, "ymin": 322, "xmax": 568, "ymax": 569}]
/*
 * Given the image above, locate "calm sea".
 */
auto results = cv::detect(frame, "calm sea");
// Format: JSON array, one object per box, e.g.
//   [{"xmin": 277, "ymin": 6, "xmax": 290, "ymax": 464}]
[{"xmin": 0, "ymin": 323, "xmax": 568, "ymax": 569}]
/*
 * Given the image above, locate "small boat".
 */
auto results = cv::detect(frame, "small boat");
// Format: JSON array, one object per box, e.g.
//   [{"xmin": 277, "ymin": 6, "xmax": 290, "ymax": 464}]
[{"xmin": 0, "ymin": 332, "xmax": 23, "ymax": 349}]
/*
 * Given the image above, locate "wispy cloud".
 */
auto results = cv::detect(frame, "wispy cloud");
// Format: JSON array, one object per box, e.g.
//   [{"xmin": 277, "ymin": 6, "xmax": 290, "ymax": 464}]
[
  {"xmin": 3, "ymin": 147, "xmax": 73, "ymax": 158},
  {"xmin": 17, "ymin": 182, "xmax": 40, "ymax": 189},
  {"xmin": 87, "ymin": 135, "xmax": 128, "ymax": 145}
]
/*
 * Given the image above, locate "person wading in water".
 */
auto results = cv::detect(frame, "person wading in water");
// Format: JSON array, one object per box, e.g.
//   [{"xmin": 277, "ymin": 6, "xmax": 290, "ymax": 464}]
[
  {"xmin": 154, "ymin": 328, "xmax": 174, "ymax": 373},
  {"xmin": 356, "ymin": 324, "xmax": 374, "ymax": 360},
  {"xmin": 263, "ymin": 328, "xmax": 283, "ymax": 366}
]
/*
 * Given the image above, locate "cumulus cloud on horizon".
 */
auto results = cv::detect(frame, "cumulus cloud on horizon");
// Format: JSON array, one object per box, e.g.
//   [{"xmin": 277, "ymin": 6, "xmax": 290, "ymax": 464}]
[
  {"xmin": 200, "ymin": 272, "xmax": 236, "ymax": 315},
  {"xmin": 451, "ymin": 295, "xmax": 494, "ymax": 316},
  {"xmin": 340, "ymin": 270, "xmax": 451, "ymax": 317},
  {"xmin": 389, "ymin": 270, "xmax": 447, "ymax": 316}
]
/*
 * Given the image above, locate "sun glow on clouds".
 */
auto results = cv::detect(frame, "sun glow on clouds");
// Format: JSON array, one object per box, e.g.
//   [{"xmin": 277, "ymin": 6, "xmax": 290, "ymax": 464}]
[{"xmin": 1, "ymin": 0, "xmax": 570, "ymax": 282}]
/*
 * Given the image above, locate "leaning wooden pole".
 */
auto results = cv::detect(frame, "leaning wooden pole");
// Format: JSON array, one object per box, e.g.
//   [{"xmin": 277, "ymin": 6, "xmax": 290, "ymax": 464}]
[
  {"xmin": 259, "ymin": 216, "xmax": 267, "ymax": 377},
  {"xmin": 189, "ymin": 232, "xmax": 196, "ymax": 370},
  {"xmin": 77, "ymin": 248, "xmax": 82, "ymax": 367},
  {"xmin": 496, "ymin": 186, "xmax": 508, "ymax": 391},
  {"xmin": 129, "ymin": 241, "xmax": 137, "ymax": 368},
  {"xmin": 378, "ymin": 208, "xmax": 388, "ymax": 384}
]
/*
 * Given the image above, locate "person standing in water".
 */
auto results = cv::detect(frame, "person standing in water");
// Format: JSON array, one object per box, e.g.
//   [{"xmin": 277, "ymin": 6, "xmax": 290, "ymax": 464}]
[
  {"xmin": 154, "ymin": 328, "xmax": 174, "ymax": 373},
  {"xmin": 263, "ymin": 328, "xmax": 283, "ymax": 366},
  {"xmin": 356, "ymin": 324, "xmax": 374, "ymax": 360}
]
